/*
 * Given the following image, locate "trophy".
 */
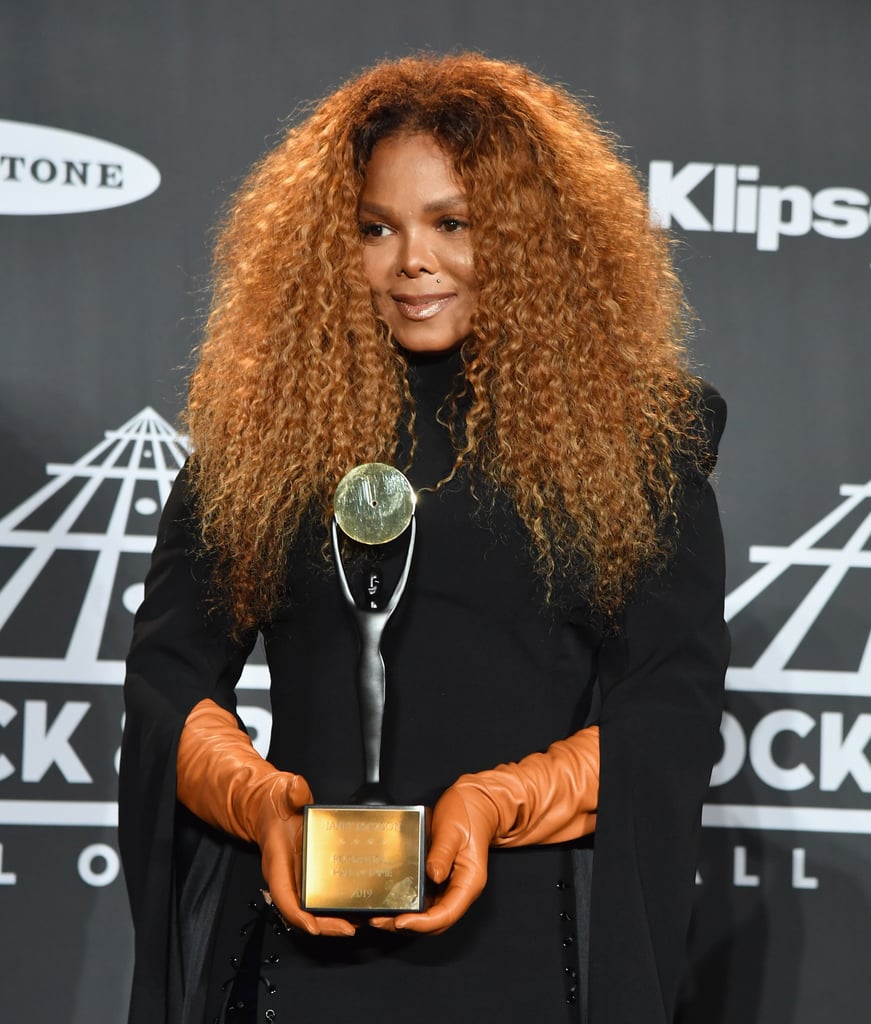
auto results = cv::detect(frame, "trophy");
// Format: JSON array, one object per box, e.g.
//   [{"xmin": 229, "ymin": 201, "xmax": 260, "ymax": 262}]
[{"xmin": 300, "ymin": 463, "xmax": 428, "ymax": 914}]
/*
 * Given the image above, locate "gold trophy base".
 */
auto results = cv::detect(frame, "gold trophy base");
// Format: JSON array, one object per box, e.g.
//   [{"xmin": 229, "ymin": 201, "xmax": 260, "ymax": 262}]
[{"xmin": 301, "ymin": 804, "xmax": 428, "ymax": 914}]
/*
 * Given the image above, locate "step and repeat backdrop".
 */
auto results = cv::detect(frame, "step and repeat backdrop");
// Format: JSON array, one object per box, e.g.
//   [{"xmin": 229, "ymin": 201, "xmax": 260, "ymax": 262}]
[{"xmin": 1, "ymin": 3, "xmax": 867, "ymax": 1021}]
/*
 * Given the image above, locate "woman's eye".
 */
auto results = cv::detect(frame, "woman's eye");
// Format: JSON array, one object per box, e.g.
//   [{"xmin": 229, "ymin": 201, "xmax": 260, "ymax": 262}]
[
  {"xmin": 440, "ymin": 217, "xmax": 469, "ymax": 233},
  {"xmin": 360, "ymin": 222, "xmax": 390, "ymax": 239}
]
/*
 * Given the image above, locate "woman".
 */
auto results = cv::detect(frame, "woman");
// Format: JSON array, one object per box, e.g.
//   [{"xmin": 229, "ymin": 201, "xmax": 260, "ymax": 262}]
[{"xmin": 121, "ymin": 53, "xmax": 729, "ymax": 1024}]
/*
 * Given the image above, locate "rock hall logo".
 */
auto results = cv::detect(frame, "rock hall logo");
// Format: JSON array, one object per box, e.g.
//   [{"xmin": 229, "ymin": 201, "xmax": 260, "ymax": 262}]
[
  {"xmin": 0, "ymin": 120, "xmax": 160, "ymax": 215},
  {"xmin": 0, "ymin": 410, "xmax": 268, "ymax": 886},
  {"xmin": 706, "ymin": 476, "xmax": 871, "ymax": 839}
]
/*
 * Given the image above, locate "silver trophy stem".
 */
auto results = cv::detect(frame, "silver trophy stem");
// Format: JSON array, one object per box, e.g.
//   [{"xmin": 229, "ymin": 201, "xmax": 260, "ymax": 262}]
[{"xmin": 331, "ymin": 516, "xmax": 417, "ymax": 802}]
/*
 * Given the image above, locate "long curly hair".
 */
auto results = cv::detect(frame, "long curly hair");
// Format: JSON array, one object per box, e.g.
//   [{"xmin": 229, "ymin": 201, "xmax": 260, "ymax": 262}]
[{"xmin": 187, "ymin": 52, "xmax": 704, "ymax": 636}]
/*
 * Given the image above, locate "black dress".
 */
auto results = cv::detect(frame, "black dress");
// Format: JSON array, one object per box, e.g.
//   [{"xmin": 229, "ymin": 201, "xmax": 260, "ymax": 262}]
[{"xmin": 120, "ymin": 349, "xmax": 729, "ymax": 1024}]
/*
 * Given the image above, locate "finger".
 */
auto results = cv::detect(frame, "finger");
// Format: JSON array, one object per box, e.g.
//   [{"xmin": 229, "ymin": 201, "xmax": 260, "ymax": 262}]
[
  {"xmin": 388, "ymin": 877, "xmax": 480, "ymax": 935},
  {"xmin": 274, "ymin": 885, "xmax": 357, "ymax": 937},
  {"xmin": 289, "ymin": 774, "xmax": 314, "ymax": 807},
  {"xmin": 312, "ymin": 914, "xmax": 358, "ymax": 937},
  {"xmin": 425, "ymin": 826, "xmax": 464, "ymax": 884},
  {"xmin": 267, "ymin": 884, "xmax": 321, "ymax": 935},
  {"xmin": 368, "ymin": 916, "xmax": 400, "ymax": 932},
  {"xmin": 387, "ymin": 902, "xmax": 459, "ymax": 935},
  {"xmin": 265, "ymin": 885, "xmax": 357, "ymax": 937},
  {"xmin": 425, "ymin": 851, "xmax": 453, "ymax": 885}
]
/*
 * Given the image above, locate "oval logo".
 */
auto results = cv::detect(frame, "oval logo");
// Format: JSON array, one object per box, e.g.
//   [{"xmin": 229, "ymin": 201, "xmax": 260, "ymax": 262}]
[{"xmin": 0, "ymin": 120, "xmax": 161, "ymax": 215}]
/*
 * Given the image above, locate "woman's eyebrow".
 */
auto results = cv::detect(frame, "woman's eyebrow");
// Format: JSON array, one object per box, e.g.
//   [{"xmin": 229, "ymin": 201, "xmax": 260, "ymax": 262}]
[
  {"xmin": 358, "ymin": 195, "xmax": 469, "ymax": 218},
  {"xmin": 422, "ymin": 194, "xmax": 468, "ymax": 213}
]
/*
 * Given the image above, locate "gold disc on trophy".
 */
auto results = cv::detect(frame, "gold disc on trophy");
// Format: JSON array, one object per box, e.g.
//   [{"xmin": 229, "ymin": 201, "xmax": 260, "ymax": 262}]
[{"xmin": 333, "ymin": 463, "xmax": 415, "ymax": 545}]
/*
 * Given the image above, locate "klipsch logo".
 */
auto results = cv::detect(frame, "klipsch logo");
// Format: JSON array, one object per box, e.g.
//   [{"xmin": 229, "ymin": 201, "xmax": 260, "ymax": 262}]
[
  {"xmin": 648, "ymin": 160, "xmax": 870, "ymax": 251},
  {"xmin": 0, "ymin": 120, "xmax": 160, "ymax": 215}
]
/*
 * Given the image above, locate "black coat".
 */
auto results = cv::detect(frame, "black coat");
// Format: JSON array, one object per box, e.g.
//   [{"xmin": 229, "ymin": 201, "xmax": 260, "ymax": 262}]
[{"xmin": 120, "ymin": 380, "xmax": 729, "ymax": 1024}]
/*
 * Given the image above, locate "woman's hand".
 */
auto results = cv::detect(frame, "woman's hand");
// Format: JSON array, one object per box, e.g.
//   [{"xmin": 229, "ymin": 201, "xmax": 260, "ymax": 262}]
[
  {"xmin": 369, "ymin": 782, "xmax": 499, "ymax": 934},
  {"xmin": 176, "ymin": 698, "xmax": 357, "ymax": 937},
  {"xmin": 253, "ymin": 775, "xmax": 357, "ymax": 938},
  {"xmin": 370, "ymin": 726, "xmax": 598, "ymax": 935}
]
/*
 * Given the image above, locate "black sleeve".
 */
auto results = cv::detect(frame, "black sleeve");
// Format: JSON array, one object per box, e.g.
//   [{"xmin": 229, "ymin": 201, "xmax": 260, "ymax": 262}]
[
  {"xmin": 119, "ymin": 465, "xmax": 256, "ymax": 1023},
  {"xmin": 587, "ymin": 386, "xmax": 729, "ymax": 1023}
]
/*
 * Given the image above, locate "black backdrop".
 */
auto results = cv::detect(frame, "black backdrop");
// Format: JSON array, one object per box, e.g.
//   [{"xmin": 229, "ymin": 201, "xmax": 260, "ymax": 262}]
[{"xmin": 1, "ymin": 3, "xmax": 868, "ymax": 1020}]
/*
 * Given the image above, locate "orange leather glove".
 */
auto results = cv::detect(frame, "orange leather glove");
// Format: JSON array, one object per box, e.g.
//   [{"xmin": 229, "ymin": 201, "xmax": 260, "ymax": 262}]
[
  {"xmin": 371, "ymin": 725, "xmax": 598, "ymax": 934},
  {"xmin": 176, "ymin": 697, "xmax": 356, "ymax": 937}
]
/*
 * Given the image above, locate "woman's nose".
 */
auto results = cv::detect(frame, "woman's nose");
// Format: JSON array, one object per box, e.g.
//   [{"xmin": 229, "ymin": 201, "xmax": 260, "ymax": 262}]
[{"xmin": 396, "ymin": 231, "xmax": 435, "ymax": 278}]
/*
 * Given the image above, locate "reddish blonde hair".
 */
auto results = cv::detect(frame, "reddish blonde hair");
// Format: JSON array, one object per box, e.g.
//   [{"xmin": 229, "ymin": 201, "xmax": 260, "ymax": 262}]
[{"xmin": 187, "ymin": 53, "xmax": 703, "ymax": 634}]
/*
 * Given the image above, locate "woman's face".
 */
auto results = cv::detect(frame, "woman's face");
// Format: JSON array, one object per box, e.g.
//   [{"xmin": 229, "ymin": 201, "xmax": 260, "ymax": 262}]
[{"xmin": 358, "ymin": 133, "xmax": 477, "ymax": 353}]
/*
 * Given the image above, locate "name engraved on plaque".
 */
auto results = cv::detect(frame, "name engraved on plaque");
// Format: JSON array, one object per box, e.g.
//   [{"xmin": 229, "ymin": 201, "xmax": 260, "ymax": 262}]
[{"xmin": 302, "ymin": 805, "xmax": 427, "ymax": 912}]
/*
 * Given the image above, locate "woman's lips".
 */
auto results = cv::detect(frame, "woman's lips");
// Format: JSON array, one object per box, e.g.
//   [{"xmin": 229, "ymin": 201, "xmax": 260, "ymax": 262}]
[{"xmin": 392, "ymin": 293, "xmax": 454, "ymax": 321}]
